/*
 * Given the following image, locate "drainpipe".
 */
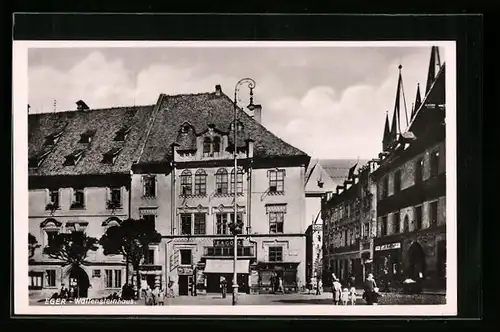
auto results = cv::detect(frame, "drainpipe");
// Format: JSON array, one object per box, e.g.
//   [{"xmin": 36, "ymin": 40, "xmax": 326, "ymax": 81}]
[{"xmin": 128, "ymin": 169, "xmax": 133, "ymax": 219}]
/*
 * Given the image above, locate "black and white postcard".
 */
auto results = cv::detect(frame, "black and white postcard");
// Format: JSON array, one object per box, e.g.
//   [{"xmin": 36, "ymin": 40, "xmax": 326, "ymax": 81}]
[{"xmin": 13, "ymin": 40, "xmax": 457, "ymax": 316}]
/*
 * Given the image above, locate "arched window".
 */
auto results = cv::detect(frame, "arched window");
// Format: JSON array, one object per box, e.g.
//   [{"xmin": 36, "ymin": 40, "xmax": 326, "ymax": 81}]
[
  {"xmin": 212, "ymin": 136, "xmax": 221, "ymax": 154},
  {"xmin": 230, "ymin": 168, "xmax": 244, "ymax": 194},
  {"xmin": 180, "ymin": 169, "xmax": 192, "ymax": 195},
  {"xmin": 215, "ymin": 168, "xmax": 229, "ymax": 194},
  {"xmin": 102, "ymin": 216, "xmax": 122, "ymax": 228},
  {"xmin": 203, "ymin": 137, "xmax": 212, "ymax": 154},
  {"xmin": 194, "ymin": 169, "xmax": 207, "ymax": 195}
]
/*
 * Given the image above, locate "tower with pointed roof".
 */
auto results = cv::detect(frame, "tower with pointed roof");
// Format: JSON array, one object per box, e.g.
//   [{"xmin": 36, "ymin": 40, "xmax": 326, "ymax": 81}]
[{"xmin": 382, "ymin": 111, "xmax": 391, "ymax": 151}]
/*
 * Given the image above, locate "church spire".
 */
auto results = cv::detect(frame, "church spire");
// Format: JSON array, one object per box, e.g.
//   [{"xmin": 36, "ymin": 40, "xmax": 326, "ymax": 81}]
[
  {"xmin": 411, "ymin": 83, "xmax": 422, "ymax": 121},
  {"xmin": 382, "ymin": 111, "xmax": 391, "ymax": 151},
  {"xmin": 425, "ymin": 46, "xmax": 442, "ymax": 95},
  {"xmin": 390, "ymin": 64, "xmax": 407, "ymax": 142}
]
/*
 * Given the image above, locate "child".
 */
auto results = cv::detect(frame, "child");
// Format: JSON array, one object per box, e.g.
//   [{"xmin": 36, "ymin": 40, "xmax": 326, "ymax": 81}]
[
  {"xmin": 349, "ymin": 287, "xmax": 357, "ymax": 305},
  {"xmin": 157, "ymin": 288, "xmax": 165, "ymax": 306},
  {"xmin": 341, "ymin": 288, "xmax": 350, "ymax": 305}
]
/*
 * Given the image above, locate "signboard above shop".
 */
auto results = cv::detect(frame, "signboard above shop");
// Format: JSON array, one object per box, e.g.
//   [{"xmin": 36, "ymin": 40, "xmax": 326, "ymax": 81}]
[
  {"xmin": 213, "ymin": 239, "xmax": 244, "ymax": 247},
  {"xmin": 374, "ymin": 242, "xmax": 401, "ymax": 252}
]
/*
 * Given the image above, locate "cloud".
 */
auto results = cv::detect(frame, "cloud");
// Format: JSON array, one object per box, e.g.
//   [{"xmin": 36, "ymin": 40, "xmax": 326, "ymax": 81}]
[
  {"xmin": 264, "ymin": 50, "xmax": 429, "ymax": 159},
  {"xmin": 28, "ymin": 47, "xmax": 432, "ymax": 160}
]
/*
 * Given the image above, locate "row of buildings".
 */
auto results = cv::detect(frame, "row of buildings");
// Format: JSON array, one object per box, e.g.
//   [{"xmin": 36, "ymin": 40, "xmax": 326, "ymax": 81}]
[
  {"xmin": 28, "ymin": 85, "xmax": 314, "ymax": 298},
  {"xmin": 320, "ymin": 46, "xmax": 447, "ymax": 291}
]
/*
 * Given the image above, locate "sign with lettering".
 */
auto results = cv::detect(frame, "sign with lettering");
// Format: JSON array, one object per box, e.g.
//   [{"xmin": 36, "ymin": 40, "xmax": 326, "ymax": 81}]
[
  {"xmin": 213, "ymin": 239, "xmax": 243, "ymax": 247},
  {"xmin": 177, "ymin": 266, "xmax": 193, "ymax": 275},
  {"xmin": 374, "ymin": 242, "xmax": 401, "ymax": 252}
]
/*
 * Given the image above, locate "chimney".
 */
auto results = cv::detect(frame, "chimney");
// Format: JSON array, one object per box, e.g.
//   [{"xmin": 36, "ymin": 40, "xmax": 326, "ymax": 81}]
[
  {"xmin": 252, "ymin": 104, "xmax": 262, "ymax": 124},
  {"xmin": 215, "ymin": 85, "xmax": 222, "ymax": 96},
  {"xmin": 76, "ymin": 100, "xmax": 89, "ymax": 111}
]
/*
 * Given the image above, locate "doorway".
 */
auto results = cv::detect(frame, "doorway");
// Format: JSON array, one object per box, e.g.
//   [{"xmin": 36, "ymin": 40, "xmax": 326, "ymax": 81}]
[
  {"xmin": 145, "ymin": 275, "xmax": 156, "ymax": 290},
  {"xmin": 69, "ymin": 265, "xmax": 90, "ymax": 298},
  {"xmin": 178, "ymin": 275, "xmax": 190, "ymax": 296},
  {"xmin": 407, "ymin": 242, "xmax": 426, "ymax": 279}
]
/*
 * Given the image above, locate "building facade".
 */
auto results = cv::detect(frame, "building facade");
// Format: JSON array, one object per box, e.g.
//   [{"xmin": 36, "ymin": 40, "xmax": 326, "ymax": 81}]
[
  {"xmin": 304, "ymin": 160, "xmax": 337, "ymax": 286},
  {"xmin": 321, "ymin": 161, "xmax": 378, "ymax": 287},
  {"xmin": 130, "ymin": 86, "xmax": 310, "ymax": 295},
  {"xmin": 370, "ymin": 46, "xmax": 446, "ymax": 290},
  {"xmin": 28, "ymin": 103, "xmax": 154, "ymax": 298}
]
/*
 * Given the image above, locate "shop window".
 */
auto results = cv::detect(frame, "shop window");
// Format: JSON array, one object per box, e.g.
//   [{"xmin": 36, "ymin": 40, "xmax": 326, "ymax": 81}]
[{"xmin": 180, "ymin": 249, "xmax": 192, "ymax": 265}]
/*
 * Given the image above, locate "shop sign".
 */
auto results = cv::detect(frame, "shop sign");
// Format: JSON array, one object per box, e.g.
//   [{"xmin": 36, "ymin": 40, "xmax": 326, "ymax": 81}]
[
  {"xmin": 177, "ymin": 266, "xmax": 193, "ymax": 275},
  {"xmin": 213, "ymin": 239, "xmax": 243, "ymax": 247},
  {"xmin": 374, "ymin": 242, "xmax": 401, "ymax": 252}
]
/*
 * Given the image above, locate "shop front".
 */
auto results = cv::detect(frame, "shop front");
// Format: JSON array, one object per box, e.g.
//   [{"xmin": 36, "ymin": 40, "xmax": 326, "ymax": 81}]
[
  {"xmin": 204, "ymin": 259, "xmax": 251, "ymax": 294},
  {"xmin": 256, "ymin": 262, "xmax": 300, "ymax": 293},
  {"xmin": 373, "ymin": 240, "xmax": 403, "ymax": 290}
]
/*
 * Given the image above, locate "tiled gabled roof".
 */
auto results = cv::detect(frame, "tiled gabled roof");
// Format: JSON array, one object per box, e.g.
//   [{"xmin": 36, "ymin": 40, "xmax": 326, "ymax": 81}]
[
  {"xmin": 28, "ymin": 105, "xmax": 155, "ymax": 176},
  {"xmin": 137, "ymin": 91, "xmax": 308, "ymax": 164}
]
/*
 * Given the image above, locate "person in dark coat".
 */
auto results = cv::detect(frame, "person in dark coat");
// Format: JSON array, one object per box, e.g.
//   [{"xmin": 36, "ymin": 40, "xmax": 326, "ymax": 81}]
[{"xmin": 363, "ymin": 274, "xmax": 378, "ymax": 305}]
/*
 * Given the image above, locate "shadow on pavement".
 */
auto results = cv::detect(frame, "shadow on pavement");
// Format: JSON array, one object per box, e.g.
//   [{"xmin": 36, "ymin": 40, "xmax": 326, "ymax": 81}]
[{"xmin": 272, "ymin": 298, "xmax": 365, "ymax": 305}]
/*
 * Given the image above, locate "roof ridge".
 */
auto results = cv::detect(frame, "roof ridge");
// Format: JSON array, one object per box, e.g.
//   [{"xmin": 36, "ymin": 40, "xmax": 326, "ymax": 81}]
[{"xmin": 28, "ymin": 104, "xmax": 155, "ymax": 116}]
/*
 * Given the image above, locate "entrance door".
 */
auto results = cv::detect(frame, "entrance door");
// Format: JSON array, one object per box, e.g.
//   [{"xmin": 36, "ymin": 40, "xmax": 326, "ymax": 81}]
[
  {"xmin": 237, "ymin": 274, "xmax": 249, "ymax": 293},
  {"xmin": 178, "ymin": 275, "xmax": 189, "ymax": 296},
  {"xmin": 407, "ymin": 242, "xmax": 426, "ymax": 279},
  {"xmin": 69, "ymin": 266, "xmax": 90, "ymax": 298},
  {"xmin": 145, "ymin": 275, "xmax": 156, "ymax": 290}
]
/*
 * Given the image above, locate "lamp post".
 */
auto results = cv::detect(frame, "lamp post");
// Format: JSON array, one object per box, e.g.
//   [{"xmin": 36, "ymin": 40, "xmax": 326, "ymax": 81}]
[{"xmin": 232, "ymin": 78, "xmax": 256, "ymax": 306}]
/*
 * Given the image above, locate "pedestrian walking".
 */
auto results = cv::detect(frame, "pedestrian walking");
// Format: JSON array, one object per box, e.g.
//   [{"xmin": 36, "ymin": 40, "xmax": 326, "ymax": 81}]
[
  {"xmin": 332, "ymin": 276, "xmax": 342, "ymax": 305},
  {"xmin": 157, "ymin": 288, "xmax": 165, "ymax": 306},
  {"xmin": 316, "ymin": 278, "xmax": 322, "ymax": 295},
  {"xmin": 362, "ymin": 273, "xmax": 378, "ymax": 305},
  {"xmin": 220, "ymin": 277, "xmax": 227, "ymax": 299},
  {"xmin": 152, "ymin": 286, "xmax": 160, "ymax": 305}
]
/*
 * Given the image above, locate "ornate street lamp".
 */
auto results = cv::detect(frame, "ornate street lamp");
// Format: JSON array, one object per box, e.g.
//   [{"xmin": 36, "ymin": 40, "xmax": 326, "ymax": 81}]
[{"xmin": 230, "ymin": 78, "xmax": 256, "ymax": 305}]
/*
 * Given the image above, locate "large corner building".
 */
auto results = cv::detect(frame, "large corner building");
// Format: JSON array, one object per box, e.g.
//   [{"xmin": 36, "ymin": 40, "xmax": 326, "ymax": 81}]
[{"xmin": 28, "ymin": 85, "xmax": 310, "ymax": 298}]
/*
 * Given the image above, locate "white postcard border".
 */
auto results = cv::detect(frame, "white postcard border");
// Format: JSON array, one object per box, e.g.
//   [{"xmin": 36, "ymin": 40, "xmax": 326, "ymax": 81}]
[{"xmin": 13, "ymin": 40, "xmax": 457, "ymax": 316}]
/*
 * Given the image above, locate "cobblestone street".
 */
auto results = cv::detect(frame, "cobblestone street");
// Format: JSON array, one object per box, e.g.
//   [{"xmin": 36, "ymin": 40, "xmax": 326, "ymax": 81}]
[{"xmin": 30, "ymin": 291, "xmax": 445, "ymax": 306}]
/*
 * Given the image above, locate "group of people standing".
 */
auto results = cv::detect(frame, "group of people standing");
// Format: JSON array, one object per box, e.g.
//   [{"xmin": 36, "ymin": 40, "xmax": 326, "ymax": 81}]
[
  {"xmin": 141, "ymin": 281, "xmax": 176, "ymax": 305},
  {"xmin": 330, "ymin": 273, "xmax": 380, "ymax": 305}
]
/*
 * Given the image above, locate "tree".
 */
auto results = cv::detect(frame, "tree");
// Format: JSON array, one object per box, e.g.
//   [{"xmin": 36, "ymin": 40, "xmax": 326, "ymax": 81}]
[
  {"xmin": 99, "ymin": 218, "xmax": 161, "ymax": 296},
  {"xmin": 28, "ymin": 233, "xmax": 41, "ymax": 262},
  {"xmin": 43, "ymin": 231, "xmax": 99, "ymax": 267}
]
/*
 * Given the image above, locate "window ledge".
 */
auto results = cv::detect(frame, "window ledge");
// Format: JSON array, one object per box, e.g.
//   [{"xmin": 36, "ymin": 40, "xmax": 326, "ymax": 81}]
[
  {"xmin": 180, "ymin": 194, "xmax": 207, "ymax": 198},
  {"xmin": 142, "ymin": 195, "xmax": 156, "ymax": 199},
  {"xmin": 267, "ymin": 191, "xmax": 284, "ymax": 196},
  {"xmin": 70, "ymin": 206, "xmax": 86, "ymax": 210}
]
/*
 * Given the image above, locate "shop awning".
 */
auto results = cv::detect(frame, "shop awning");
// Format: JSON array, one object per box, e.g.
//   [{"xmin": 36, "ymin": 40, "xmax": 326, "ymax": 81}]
[{"xmin": 204, "ymin": 259, "xmax": 250, "ymax": 274}]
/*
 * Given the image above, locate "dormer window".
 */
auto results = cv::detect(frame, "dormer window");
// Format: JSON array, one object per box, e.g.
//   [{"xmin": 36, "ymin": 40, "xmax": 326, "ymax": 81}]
[
  {"xmin": 102, "ymin": 147, "xmax": 123, "ymax": 165},
  {"xmin": 180, "ymin": 123, "xmax": 191, "ymax": 134},
  {"xmin": 202, "ymin": 135, "xmax": 222, "ymax": 156},
  {"xmin": 203, "ymin": 137, "xmax": 211, "ymax": 154},
  {"xmin": 114, "ymin": 127, "xmax": 131, "ymax": 142},
  {"xmin": 79, "ymin": 130, "xmax": 96, "ymax": 144},
  {"xmin": 64, "ymin": 149, "xmax": 85, "ymax": 166},
  {"xmin": 44, "ymin": 130, "xmax": 64, "ymax": 146},
  {"xmin": 29, "ymin": 150, "xmax": 51, "ymax": 168}
]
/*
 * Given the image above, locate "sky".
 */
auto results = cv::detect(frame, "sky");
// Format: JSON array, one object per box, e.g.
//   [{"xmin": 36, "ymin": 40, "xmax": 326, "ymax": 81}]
[{"xmin": 28, "ymin": 45, "xmax": 437, "ymax": 159}]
